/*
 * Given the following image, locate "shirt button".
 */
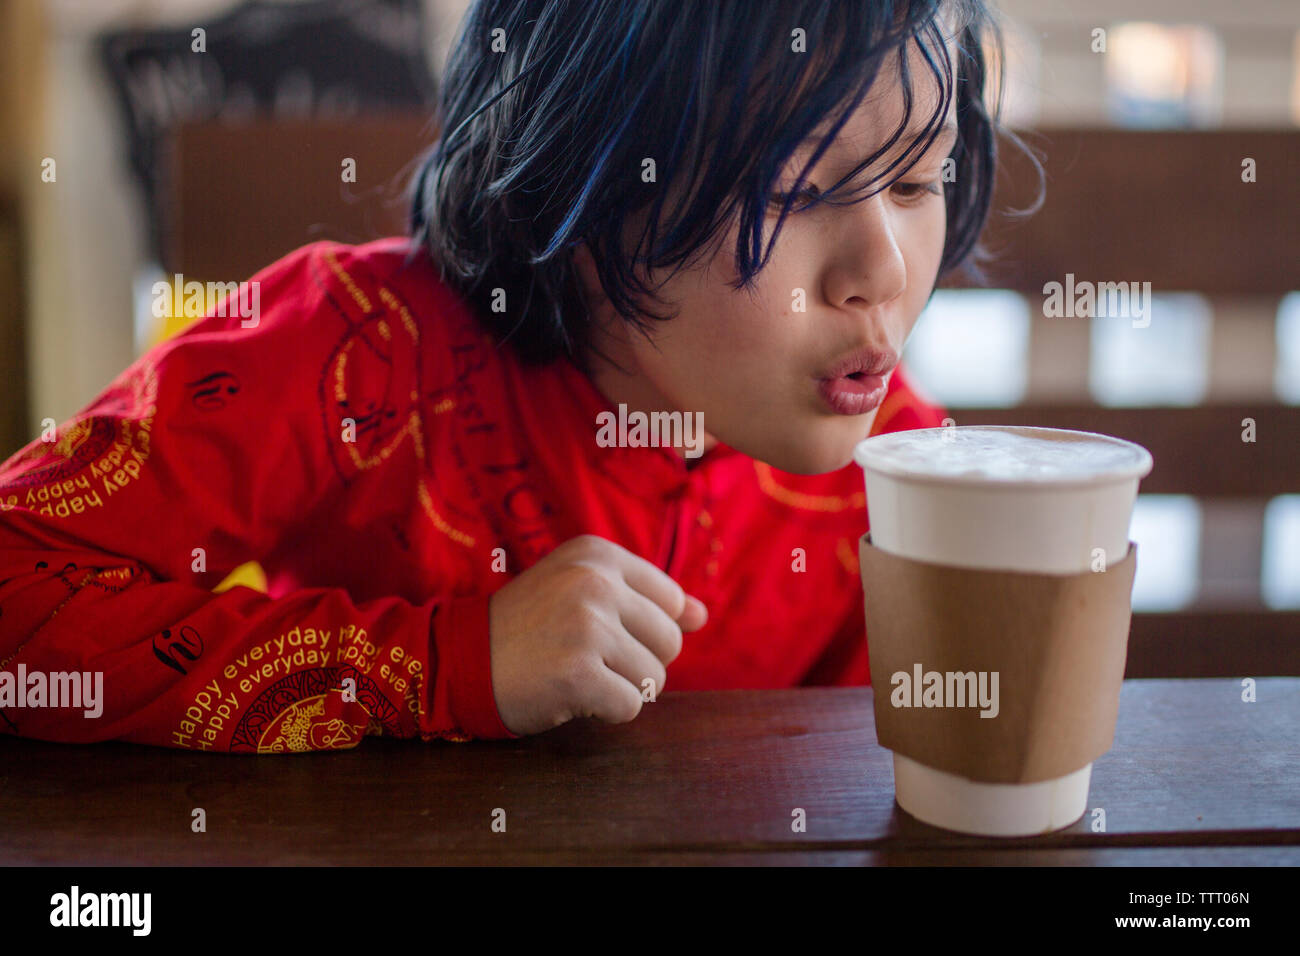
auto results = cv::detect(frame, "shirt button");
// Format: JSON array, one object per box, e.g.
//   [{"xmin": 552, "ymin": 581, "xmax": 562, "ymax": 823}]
[{"xmin": 697, "ymin": 510, "xmax": 713, "ymax": 529}]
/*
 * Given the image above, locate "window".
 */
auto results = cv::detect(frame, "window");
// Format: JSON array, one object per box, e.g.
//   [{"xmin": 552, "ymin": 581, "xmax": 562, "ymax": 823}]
[
  {"xmin": 1105, "ymin": 23, "xmax": 1222, "ymax": 127},
  {"xmin": 1090, "ymin": 293, "xmax": 1211, "ymax": 406},
  {"xmin": 1275, "ymin": 292, "xmax": 1300, "ymax": 404},
  {"xmin": 1262, "ymin": 495, "xmax": 1300, "ymax": 610},
  {"xmin": 903, "ymin": 290, "xmax": 1029, "ymax": 407},
  {"xmin": 1129, "ymin": 495, "xmax": 1201, "ymax": 611}
]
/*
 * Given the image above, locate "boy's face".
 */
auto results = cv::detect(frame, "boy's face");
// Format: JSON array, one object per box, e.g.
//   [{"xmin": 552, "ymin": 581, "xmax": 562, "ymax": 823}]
[{"xmin": 579, "ymin": 42, "xmax": 958, "ymax": 475}]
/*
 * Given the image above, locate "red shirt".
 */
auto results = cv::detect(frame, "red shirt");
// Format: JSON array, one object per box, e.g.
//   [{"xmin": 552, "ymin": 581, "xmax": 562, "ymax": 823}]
[{"xmin": 0, "ymin": 238, "xmax": 946, "ymax": 752}]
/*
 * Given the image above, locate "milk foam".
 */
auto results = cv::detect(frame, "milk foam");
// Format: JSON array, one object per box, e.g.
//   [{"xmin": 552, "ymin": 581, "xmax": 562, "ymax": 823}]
[{"xmin": 854, "ymin": 426, "xmax": 1152, "ymax": 483}]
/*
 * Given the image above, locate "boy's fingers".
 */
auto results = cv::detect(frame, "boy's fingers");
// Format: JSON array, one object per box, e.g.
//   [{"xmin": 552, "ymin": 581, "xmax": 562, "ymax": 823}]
[
  {"xmin": 678, "ymin": 594, "xmax": 708, "ymax": 632},
  {"xmin": 580, "ymin": 665, "xmax": 645, "ymax": 725},
  {"xmin": 616, "ymin": 589, "xmax": 684, "ymax": 665},
  {"xmin": 609, "ymin": 546, "xmax": 690, "ymax": 620},
  {"xmin": 573, "ymin": 535, "xmax": 708, "ymax": 635},
  {"xmin": 602, "ymin": 630, "xmax": 668, "ymax": 701}
]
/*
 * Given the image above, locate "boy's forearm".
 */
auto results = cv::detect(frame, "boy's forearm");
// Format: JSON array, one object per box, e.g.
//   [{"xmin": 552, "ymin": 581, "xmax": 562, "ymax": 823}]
[{"xmin": 0, "ymin": 558, "xmax": 514, "ymax": 750}]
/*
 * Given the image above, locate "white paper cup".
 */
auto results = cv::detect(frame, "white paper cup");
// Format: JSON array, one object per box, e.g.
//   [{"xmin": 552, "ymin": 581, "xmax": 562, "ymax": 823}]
[{"xmin": 853, "ymin": 425, "xmax": 1153, "ymax": 836}]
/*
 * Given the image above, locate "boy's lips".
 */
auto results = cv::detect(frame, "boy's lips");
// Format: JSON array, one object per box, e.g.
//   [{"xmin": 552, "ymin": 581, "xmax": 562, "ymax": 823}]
[
  {"xmin": 816, "ymin": 346, "xmax": 897, "ymax": 416},
  {"xmin": 819, "ymin": 346, "xmax": 899, "ymax": 381},
  {"xmin": 817, "ymin": 373, "xmax": 888, "ymax": 416}
]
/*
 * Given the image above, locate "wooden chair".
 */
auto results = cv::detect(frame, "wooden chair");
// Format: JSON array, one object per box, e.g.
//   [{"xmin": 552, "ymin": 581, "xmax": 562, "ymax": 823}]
[
  {"xmin": 160, "ymin": 113, "xmax": 436, "ymax": 280},
  {"xmin": 946, "ymin": 128, "xmax": 1300, "ymax": 677}
]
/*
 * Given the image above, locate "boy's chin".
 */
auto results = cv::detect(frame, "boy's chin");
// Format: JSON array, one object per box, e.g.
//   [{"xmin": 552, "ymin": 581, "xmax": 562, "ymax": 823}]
[{"xmin": 755, "ymin": 437, "xmax": 859, "ymax": 476}]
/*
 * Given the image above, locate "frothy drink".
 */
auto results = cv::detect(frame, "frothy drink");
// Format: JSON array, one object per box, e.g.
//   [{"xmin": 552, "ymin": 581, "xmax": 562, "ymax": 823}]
[
  {"xmin": 860, "ymin": 427, "xmax": 1152, "ymax": 482},
  {"xmin": 854, "ymin": 425, "xmax": 1153, "ymax": 836}
]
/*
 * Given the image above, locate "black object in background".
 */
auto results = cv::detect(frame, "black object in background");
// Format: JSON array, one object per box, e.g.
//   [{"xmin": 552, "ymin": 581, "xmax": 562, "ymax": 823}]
[{"xmin": 98, "ymin": 0, "xmax": 438, "ymax": 259}]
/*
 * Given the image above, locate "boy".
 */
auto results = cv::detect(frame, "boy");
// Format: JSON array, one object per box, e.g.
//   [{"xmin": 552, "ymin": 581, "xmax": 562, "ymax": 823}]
[{"xmin": 0, "ymin": 0, "xmax": 1003, "ymax": 750}]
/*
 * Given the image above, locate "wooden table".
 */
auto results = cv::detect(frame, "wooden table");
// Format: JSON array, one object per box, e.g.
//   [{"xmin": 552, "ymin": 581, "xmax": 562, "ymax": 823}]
[{"xmin": 2, "ymin": 679, "xmax": 1297, "ymax": 865}]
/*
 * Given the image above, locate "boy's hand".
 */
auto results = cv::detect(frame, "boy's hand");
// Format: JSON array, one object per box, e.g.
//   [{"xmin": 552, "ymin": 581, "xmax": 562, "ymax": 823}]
[{"xmin": 487, "ymin": 534, "xmax": 708, "ymax": 736}]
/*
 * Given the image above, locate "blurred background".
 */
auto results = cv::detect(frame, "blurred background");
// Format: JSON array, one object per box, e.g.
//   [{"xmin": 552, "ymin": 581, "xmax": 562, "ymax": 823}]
[{"xmin": 0, "ymin": 0, "xmax": 1296, "ymax": 674}]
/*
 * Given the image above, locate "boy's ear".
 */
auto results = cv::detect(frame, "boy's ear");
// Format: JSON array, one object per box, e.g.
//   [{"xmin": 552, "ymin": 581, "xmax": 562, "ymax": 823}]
[
  {"xmin": 572, "ymin": 243, "xmax": 608, "ymax": 308},
  {"xmin": 573, "ymin": 242, "xmax": 595, "ymax": 273}
]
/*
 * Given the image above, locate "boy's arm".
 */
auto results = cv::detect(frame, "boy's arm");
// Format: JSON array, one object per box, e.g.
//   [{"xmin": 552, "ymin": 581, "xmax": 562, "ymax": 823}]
[{"xmin": 0, "ymin": 243, "xmax": 515, "ymax": 751}]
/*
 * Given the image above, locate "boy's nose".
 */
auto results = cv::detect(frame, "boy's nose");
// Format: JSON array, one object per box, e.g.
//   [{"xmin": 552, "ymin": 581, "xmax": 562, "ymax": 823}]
[{"xmin": 825, "ymin": 193, "xmax": 907, "ymax": 311}]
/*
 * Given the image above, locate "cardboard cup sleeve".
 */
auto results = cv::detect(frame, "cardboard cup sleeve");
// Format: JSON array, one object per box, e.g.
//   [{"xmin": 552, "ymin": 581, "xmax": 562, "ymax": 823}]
[{"xmin": 859, "ymin": 533, "xmax": 1138, "ymax": 784}]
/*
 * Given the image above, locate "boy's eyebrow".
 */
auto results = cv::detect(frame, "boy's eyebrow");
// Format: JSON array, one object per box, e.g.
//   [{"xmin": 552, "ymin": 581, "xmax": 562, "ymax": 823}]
[
  {"xmin": 861, "ymin": 120, "xmax": 960, "ymax": 157},
  {"xmin": 800, "ymin": 120, "xmax": 959, "ymax": 181},
  {"xmin": 803, "ymin": 118, "xmax": 957, "ymax": 148},
  {"xmin": 927, "ymin": 120, "xmax": 960, "ymax": 146}
]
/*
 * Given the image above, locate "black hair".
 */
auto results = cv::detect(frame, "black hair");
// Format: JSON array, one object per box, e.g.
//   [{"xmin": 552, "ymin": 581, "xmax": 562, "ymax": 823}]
[{"xmin": 410, "ymin": 0, "xmax": 1016, "ymax": 366}]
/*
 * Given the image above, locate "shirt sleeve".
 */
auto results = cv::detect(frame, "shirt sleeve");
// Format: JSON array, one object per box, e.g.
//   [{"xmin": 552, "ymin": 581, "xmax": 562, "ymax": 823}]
[{"xmin": 0, "ymin": 242, "xmax": 517, "ymax": 751}]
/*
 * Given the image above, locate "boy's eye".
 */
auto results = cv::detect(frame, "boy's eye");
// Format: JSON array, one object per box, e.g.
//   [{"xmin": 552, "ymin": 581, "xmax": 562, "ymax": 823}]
[
  {"xmin": 890, "ymin": 179, "xmax": 944, "ymax": 202},
  {"xmin": 767, "ymin": 183, "xmax": 822, "ymax": 211},
  {"xmin": 769, "ymin": 177, "xmax": 943, "ymax": 212}
]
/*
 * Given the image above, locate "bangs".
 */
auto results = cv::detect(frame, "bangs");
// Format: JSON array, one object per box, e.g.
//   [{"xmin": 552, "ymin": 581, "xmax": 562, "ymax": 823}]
[
  {"xmin": 721, "ymin": 3, "xmax": 974, "ymax": 287},
  {"xmin": 411, "ymin": 0, "xmax": 1006, "ymax": 364}
]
